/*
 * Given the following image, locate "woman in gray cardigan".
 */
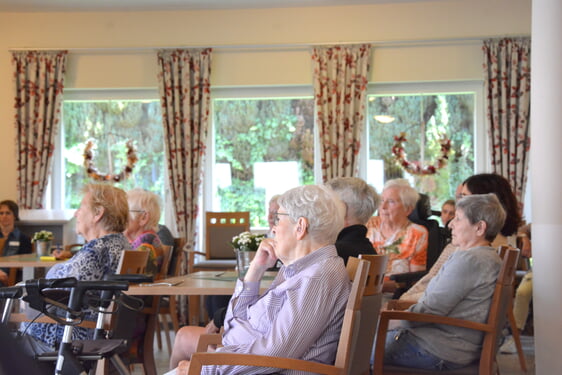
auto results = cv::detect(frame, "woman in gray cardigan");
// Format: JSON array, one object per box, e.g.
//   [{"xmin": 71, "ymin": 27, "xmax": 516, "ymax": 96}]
[{"xmin": 383, "ymin": 193, "xmax": 506, "ymax": 371}]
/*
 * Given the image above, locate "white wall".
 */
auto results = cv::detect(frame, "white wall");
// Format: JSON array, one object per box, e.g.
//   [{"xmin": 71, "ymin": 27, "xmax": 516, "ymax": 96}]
[{"xmin": 0, "ymin": 0, "xmax": 531, "ymax": 199}]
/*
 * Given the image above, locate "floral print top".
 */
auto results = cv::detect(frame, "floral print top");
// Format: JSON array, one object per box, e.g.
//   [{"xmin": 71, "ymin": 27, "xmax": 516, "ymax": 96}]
[
  {"xmin": 366, "ymin": 216, "xmax": 428, "ymax": 277},
  {"xmin": 22, "ymin": 233, "xmax": 131, "ymax": 347}
]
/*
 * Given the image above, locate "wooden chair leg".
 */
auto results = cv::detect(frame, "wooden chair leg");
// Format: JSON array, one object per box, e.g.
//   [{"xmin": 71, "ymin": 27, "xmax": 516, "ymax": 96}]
[
  {"xmin": 169, "ymin": 296, "xmax": 180, "ymax": 332},
  {"xmin": 155, "ymin": 315, "xmax": 163, "ymax": 350},
  {"xmin": 508, "ymin": 300, "xmax": 527, "ymax": 372},
  {"xmin": 188, "ymin": 295, "xmax": 201, "ymax": 326}
]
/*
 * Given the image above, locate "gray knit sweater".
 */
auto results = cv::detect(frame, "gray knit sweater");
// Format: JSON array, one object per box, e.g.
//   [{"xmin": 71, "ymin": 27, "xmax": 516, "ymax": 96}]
[{"xmin": 402, "ymin": 245, "xmax": 502, "ymax": 365}]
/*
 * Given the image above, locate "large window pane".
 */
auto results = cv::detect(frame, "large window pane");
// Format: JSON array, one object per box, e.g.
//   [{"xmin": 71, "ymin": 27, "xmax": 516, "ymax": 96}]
[
  {"xmin": 62, "ymin": 100, "xmax": 165, "ymax": 209},
  {"xmin": 212, "ymin": 98, "xmax": 314, "ymax": 227},
  {"xmin": 367, "ymin": 93, "xmax": 475, "ymax": 207}
]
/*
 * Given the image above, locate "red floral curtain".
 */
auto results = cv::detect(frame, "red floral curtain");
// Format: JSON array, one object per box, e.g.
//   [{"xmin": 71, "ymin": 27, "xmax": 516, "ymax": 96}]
[
  {"xmin": 12, "ymin": 50, "xmax": 67, "ymax": 209},
  {"xmin": 157, "ymin": 48, "xmax": 212, "ymax": 321},
  {"xmin": 311, "ymin": 44, "xmax": 371, "ymax": 182},
  {"xmin": 483, "ymin": 38, "xmax": 531, "ymax": 206}
]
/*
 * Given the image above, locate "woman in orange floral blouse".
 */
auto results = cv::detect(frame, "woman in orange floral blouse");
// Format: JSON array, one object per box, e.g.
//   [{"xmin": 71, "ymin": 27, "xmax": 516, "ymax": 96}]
[{"xmin": 366, "ymin": 179, "xmax": 428, "ymax": 292}]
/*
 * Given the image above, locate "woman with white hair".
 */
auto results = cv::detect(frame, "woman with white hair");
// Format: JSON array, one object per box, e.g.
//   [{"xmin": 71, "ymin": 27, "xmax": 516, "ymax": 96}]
[
  {"xmin": 325, "ymin": 176, "xmax": 379, "ymax": 264},
  {"xmin": 125, "ymin": 188, "xmax": 164, "ymax": 276},
  {"xmin": 170, "ymin": 185, "xmax": 351, "ymax": 374},
  {"xmin": 366, "ymin": 179, "xmax": 428, "ymax": 290}
]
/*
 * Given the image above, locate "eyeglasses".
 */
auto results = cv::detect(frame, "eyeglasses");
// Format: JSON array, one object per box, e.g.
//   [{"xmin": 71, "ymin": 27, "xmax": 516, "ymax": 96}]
[
  {"xmin": 273, "ymin": 212, "xmax": 290, "ymax": 226},
  {"xmin": 129, "ymin": 210, "xmax": 145, "ymax": 214}
]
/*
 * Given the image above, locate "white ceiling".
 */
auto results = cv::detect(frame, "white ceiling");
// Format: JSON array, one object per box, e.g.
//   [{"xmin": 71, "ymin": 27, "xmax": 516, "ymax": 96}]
[{"xmin": 0, "ymin": 0, "xmax": 433, "ymax": 12}]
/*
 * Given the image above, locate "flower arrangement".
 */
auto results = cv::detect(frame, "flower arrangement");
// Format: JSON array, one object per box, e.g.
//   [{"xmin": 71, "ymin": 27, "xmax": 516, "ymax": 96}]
[
  {"xmin": 231, "ymin": 231, "xmax": 266, "ymax": 252},
  {"xmin": 83, "ymin": 139, "xmax": 138, "ymax": 183},
  {"xmin": 32, "ymin": 230, "xmax": 54, "ymax": 242},
  {"xmin": 391, "ymin": 132, "xmax": 452, "ymax": 176}
]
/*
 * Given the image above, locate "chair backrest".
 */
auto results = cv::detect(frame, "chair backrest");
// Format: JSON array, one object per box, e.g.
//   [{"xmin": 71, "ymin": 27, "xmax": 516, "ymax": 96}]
[
  {"xmin": 205, "ymin": 212, "xmax": 250, "ymax": 260},
  {"xmin": 333, "ymin": 257, "xmax": 371, "ymax": 374},
  {"xmin": 478, "ymin": 247, "xmax": 519, "ymax": 374},
  {"xmin": 168, "ymin": 237, "xmax": 186, "ymax": 277},
  {"xmin": 116, "ymin": 250, "xmax": 150, "ymax": 274},
  {"xmin": 350, "ymin": 254, "xmax": 388, "ymax": 375},
  {"xmin": 408, "ymin": 193, "xmax": 444, "ymax": 270},
  {"xmin": 156, "ymin": 245, "xmax": 173, "ymax": 280}
]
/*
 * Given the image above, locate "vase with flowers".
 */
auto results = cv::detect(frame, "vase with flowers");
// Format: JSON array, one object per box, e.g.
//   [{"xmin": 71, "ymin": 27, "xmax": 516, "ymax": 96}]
[
  {"xmin": 32, "ymin": 230, "xmax": 54, "ymax": 257},
  {"xmin": 231, "ymin": 231, "xmax": 266, "ymax": 280}
]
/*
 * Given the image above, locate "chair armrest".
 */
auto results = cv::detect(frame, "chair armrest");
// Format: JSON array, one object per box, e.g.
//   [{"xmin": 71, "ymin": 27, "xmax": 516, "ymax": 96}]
[
  {"xmin": 373, "ymin": 310, "xmax": 492, "ymax": 374},
  {"xmin": 385, "ymin": 299, "xmax": 416, "ymax": 311},
  {"xmin": 188, "ymin": 352, "xmax": 342, "ymax": 375},
  {"xmin": 196, "ymin": 333, "xmax": 223, "ymax": 352}
]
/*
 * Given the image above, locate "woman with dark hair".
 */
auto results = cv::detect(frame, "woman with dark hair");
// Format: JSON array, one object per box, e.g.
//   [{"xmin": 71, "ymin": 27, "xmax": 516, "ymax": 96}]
[
  {"xmin": 0, "ymin": 200, "xmax": 32, "ymax": 285},
  {"xmin": 460, "ymin": 173, "xmax": 522, "ymax": 244}
]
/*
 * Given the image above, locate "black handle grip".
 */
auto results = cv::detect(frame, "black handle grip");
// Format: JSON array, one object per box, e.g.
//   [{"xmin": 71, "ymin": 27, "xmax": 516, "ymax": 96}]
[{"xmin": 0, "ymin": 286, "xmax": 23, "ymax": 299}]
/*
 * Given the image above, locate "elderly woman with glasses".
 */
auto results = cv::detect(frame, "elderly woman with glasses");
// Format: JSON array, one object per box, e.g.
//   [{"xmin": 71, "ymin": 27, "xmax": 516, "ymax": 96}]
[
  {"xmin": 124, "ymin": 188, "xmax": 165, "ymax": 276},
  {"xmin": 383, "ymin": 193, "xmax": 506, "ymax": 371},
  {"xmin": 170, "ymin": 185, "xmax": 351, "ymax": 375}
]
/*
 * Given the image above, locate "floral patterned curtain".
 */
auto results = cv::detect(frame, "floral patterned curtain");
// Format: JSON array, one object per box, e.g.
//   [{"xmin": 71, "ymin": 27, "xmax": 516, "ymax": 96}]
[
  {"xmin": 156, "ymin": 48, "xmax": 212, "ymax": 322},
  {"xmin": 311, "ymin": 44, "xmax": 371, "ymax": 182},
  {"xmin": 12, "ymin": 50, "xmax": 67, "ymax": 209},
  {"xmin": 483, "ymin": 38, "xmax": 531, "ymax": 206}
]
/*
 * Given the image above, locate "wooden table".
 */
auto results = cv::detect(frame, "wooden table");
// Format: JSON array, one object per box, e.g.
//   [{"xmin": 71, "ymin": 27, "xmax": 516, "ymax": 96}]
[
  {"xmin": 127, "ymin": 271, "xmax": 276, "ymax": 325},
  {"xmin": 0, "ymin": 253, "xmax": 64, "ymax": 281}
]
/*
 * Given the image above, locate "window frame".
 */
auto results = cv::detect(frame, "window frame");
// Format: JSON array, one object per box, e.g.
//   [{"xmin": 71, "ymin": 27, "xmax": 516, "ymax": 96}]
[
  {"xmin": 360, "ymin": 81, "xmax": 487, "ymax": 183},
  {"xmin": 49, "ymin": 88, "xmax": 176, "ymax": 229}
]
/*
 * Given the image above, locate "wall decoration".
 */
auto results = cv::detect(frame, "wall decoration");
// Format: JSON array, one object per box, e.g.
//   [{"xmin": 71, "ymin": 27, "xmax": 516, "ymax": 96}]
[
  {"xmin": 391, "ymin": 132, "xmax": 451, "ymax": 176},
  {"xmin": 83, "ymin": 140, "xmax": 138, "ymax": 182}
]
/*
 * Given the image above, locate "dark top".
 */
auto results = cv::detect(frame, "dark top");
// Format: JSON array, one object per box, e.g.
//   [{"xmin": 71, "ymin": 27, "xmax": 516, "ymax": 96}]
[
  {"xmin": 157, "ymin": 224, "xmax": 175, "ymax": 247},
  {"xmin": 335, "ymin": 224, "xmax": 376, "ymax": 265},
  {"xmin": 0, "ymin": 227, "xmax": 33, "ymax": 275}
]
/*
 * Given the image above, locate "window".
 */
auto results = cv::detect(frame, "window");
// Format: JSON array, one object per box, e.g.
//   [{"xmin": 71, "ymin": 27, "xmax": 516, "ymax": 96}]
[
  {"xmin": 52, "ymin": 90, "xmax": 166, "ymax": 212},
  {"xmin": 363, "ymin": 82, "xmax": 484, "ymax": 208},
  {"xmin": 208, "ymin": 87, "xmax": 315, "ymax": 228}
]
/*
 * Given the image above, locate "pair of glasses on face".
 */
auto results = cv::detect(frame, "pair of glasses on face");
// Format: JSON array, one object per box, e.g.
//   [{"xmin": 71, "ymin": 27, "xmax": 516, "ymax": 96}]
[{"xmin": 273, "ymin": 211, "xmax": 290, "ymax": 226}]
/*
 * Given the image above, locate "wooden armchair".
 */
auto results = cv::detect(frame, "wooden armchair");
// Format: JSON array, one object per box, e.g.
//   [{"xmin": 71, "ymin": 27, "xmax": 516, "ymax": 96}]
[
  {"xmin": 373, "ymin": 248, "xmax": 520, "ymax": 375},
  {"xmin": 187, "ymin": 255, "xmax": 387, "ymax": 375}
]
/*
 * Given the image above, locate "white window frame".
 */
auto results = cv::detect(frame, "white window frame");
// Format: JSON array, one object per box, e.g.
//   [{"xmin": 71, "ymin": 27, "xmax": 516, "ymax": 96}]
[
  {"xmin": 360, "ymin": 81, "xmax": 487, "ymax": 180},
  {"xmin": 49, "ymin": 88, "xmax": 176, "ymax": 231}
]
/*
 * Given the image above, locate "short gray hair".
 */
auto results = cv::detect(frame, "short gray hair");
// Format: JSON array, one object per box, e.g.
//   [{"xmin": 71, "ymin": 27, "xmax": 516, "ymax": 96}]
[
  {"xmin": 127, "ymin": 188, "xmax": 162, "ymax": 231},
  {"xmin": 383, "ymin": 179, "xmax": 419, "ymax": 211},
  {"xmin": 325, "ymin": 177, "xmax": 379, "ymax": 224},
  {"xmin": 278, "ymin": 185, "xmax": 345, "ymax": 244},
  {"xmin": 456, "ymin": 193, "xmax": 506, "ymax": 242}
]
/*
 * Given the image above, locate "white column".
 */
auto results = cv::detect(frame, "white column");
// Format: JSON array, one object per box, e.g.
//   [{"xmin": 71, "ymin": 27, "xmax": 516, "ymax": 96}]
[{"xmin": 531, "ymin": 0, "xmax": 562, "ymax": 373}]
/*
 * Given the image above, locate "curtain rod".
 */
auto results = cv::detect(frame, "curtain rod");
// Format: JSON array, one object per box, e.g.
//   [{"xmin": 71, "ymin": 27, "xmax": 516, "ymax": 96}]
[{"xmin": 8, "ymin": 35, "xmax": 529, "ymax": 53}]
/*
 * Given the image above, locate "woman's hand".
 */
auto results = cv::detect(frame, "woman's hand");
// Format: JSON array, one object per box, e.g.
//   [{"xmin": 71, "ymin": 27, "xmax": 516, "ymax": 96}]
[{"xmin": 244, "ymin": 238, "xmax": 278, "ymax": 282}]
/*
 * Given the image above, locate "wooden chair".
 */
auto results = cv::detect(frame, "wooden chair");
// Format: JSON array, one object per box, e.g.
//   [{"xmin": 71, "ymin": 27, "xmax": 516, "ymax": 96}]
[
  {"xmin": 373, "ymin": 248, "xmax": 520, "ymax": 375},
  {"xmin": 188, "ymin": 256, "xmax": 384, "ymax": 375},
  {"xmin": 187, "ymin": 211, "xmax": 250, "ymax": 274},
  {"xmin": 498, "ymin": 245, "xmax": 527, "ymax": 372},
  {"xmin": 116, "ymin": 250, "xmax": 150, "ymax": 274},
  {"xmin": 154, "ymin": 243, "xmax": 180, "ymax": 352}
]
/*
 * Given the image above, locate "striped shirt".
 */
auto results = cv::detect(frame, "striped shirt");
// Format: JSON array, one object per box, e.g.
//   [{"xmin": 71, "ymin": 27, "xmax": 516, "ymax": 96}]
[{"xmin": 202, "ymin": 244, "xmax": 351, "ymax": 375}]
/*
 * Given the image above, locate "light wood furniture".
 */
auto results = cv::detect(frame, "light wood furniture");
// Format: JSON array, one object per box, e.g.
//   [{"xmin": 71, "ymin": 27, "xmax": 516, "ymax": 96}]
[
  {"xmin": 373, "ymin": 248, "xmax": 519, "ymax": 375},
  {"xmin": 187, "ymin": 211, "xmax": 250, "ymax": 273},
  {"xmin": 187, "ymin": 257, "xmax": 382, "ymax": 375}
]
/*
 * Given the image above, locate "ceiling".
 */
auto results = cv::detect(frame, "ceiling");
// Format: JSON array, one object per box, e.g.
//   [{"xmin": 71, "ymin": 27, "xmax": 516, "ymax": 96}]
[{"xmin": 0, "ymin": 0, "xmax": 432, "ymax": 12}]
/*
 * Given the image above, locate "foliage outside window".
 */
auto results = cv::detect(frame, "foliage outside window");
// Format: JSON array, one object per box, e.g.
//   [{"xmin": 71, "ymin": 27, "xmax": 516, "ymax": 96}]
[
  {"xmin": 62, "ymin": 100, "xmax": 165, "ymax": 209},
  {"xmin": 212, "ymin": 98, "xmax": 314, "ymax": 227},
  {"xmin": 367, "ymin": 93, "xmax": 475, "ymax": 208}
]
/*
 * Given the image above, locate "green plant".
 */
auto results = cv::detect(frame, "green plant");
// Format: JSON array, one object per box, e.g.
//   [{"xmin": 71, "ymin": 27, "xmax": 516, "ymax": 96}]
[{"xmin": 32, "ymin": 230, "xmax": 54, "ymax": 242}]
